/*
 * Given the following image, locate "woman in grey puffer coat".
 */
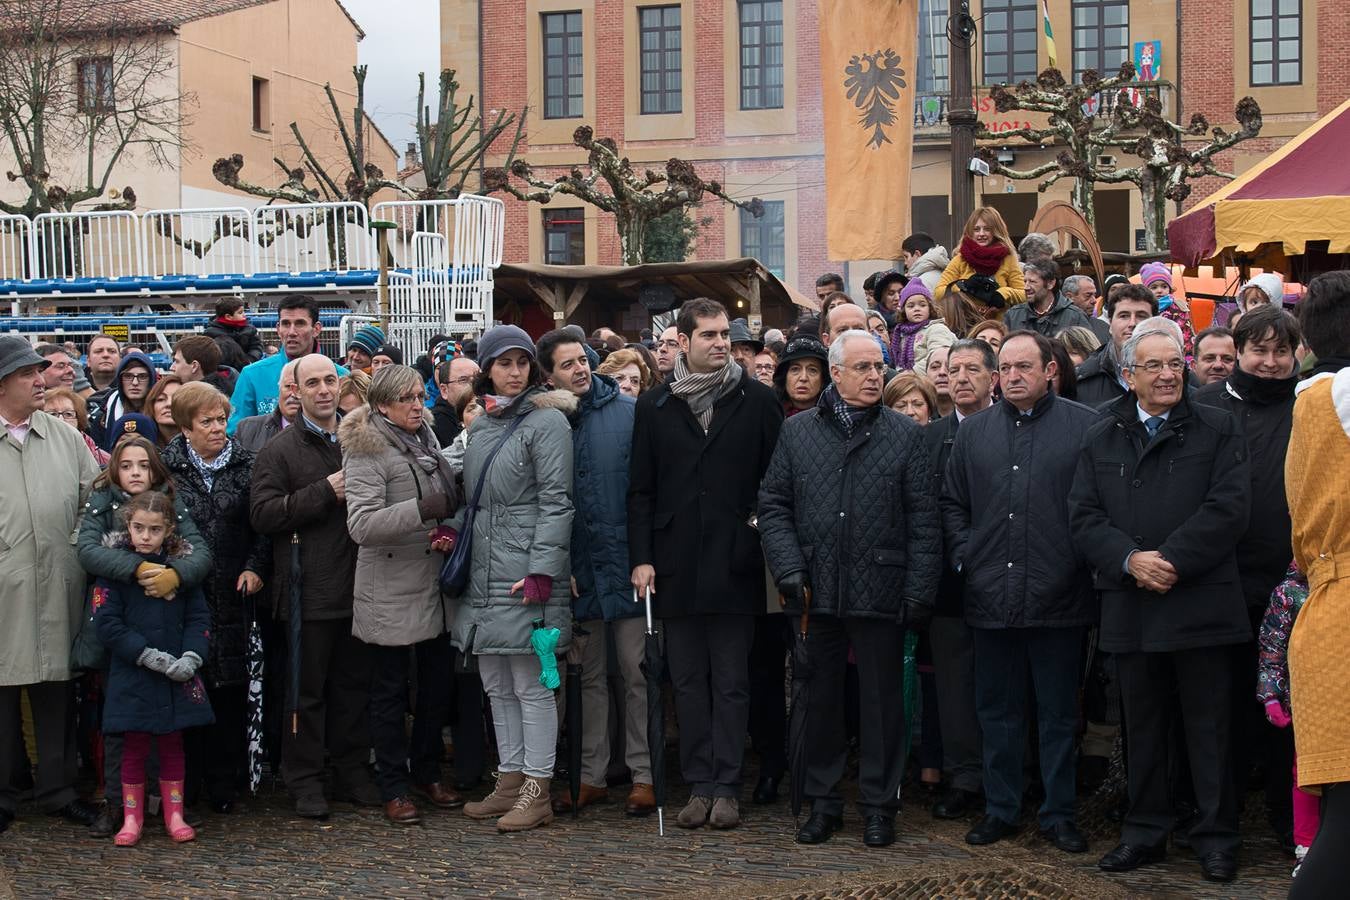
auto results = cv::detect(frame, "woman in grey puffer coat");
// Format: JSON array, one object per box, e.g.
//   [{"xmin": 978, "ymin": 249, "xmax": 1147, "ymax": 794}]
[
  {"xmin": 340, "ymin": 365, "xmax": 462, "ymax": 824},
  {"xmin": 453, "ymin": 325, "xmax": 575, "ymax": 833}
]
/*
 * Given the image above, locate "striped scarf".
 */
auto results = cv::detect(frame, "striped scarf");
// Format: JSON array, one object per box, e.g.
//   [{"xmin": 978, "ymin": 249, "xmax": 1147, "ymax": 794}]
[{"xmin": 669, "ymin": 354, "xmax": 741, "ymax": 433}]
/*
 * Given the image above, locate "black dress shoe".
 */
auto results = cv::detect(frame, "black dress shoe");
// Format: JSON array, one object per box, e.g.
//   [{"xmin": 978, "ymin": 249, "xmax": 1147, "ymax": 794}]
[
  {"xmin": 1098, "ymin": 842, "xmax": 1166, "ymax": 872},
  {"xmin": 752, "ymin": 773, "xmax": 782, "ymax": 805},
  {"xmin": 795, "ymin": 811, "xmax": 843, "ymax": 844},
  {"xmin": 932, "ymin": 787, "xmax": 980, "ymax": 820},
  {"xmin": 1199, "ymin": 851, "xmax": 1237, "ymax": 883},
  {"xmin": 89, "ymin": 802, "xmax": 123, "ymax": 838},
  {"xmin": 862, "ymin": 814, "xmax": 895, "ymax": 847},
  {"xmin": 965, "ymin": 815, "xmax": 1019, "ymax": 845},
  {"xmin": 49, "ymin": 799, "xmax": 98, "ymax": 827},
  {"xmin": 1039, "ymin": 820, "xmax": 1088, "ymax": 853}
]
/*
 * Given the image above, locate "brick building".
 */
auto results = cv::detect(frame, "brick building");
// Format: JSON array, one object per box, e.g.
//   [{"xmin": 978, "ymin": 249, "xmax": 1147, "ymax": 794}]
[
  {"xmin": 443, "ymin": 0, "xmax": 1348, "ymax": 303},
  {"xmin": 444, "ymin": 0, "xmax": 835, "ymax": 300},
  {"xmin": 1179, "ymin": 0, "xmax": 1350, "ymax": 209}
]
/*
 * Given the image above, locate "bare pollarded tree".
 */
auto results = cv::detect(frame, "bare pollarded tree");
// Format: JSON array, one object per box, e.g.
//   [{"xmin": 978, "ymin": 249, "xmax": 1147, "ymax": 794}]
[
  {"xmin": 975, "ymin": 63, "xmax": 1263, "ymax": 252},
  {"xmin": 485, "ymin": 126, "xmax": 763, "ymax": 266},
  {"xmin": 0, "ymin": 0, "xmax": 190, "ymax": 216}
]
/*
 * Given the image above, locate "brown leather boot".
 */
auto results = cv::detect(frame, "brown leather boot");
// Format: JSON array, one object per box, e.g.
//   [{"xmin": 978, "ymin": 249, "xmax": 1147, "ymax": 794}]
[
  {"xmin": 496, "ymin": 776, "xmax": 553, "ymax": 832},
  {"xmin": 551, "ymin": 783, "xmax": 609, "ymax": 814},
  {"xmin": 463, "ymin": 771, "xmax": 525, "ymax": 820},
  {"xmin": 414, "ymin": 782, "xmax": 465, "ymax": 809},
  {"xmin": 626, "ymin": 783, "xmax": 656, "ymax": 816}
]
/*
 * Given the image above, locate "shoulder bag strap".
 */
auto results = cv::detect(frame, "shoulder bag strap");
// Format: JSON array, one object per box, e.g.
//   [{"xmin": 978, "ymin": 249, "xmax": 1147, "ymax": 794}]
[{"xmin": 465, "ymin": 413, "xmax": 527, "ymax": 513}]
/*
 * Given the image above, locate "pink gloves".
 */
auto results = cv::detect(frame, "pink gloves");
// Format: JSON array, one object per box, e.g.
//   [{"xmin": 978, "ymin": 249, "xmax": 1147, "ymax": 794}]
[
  {"xmin": 1265, "ymin": 699, "xmax": 1292, "ymax": 728},
  {"xmin": 523, "ymin": 574, "xmax": 553, "ymax": 604}
]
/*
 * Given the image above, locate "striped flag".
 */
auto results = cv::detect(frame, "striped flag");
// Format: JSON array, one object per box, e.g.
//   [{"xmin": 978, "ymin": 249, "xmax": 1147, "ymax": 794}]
[{"xmin": 1042, "ymin": 0, "xmax": 1057, "ymax": 68}]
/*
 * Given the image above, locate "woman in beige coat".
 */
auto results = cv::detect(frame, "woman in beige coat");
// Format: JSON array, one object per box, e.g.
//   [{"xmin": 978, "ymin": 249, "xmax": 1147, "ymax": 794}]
[{"xmin": 341, "ymin": 365, "xmax": 461, "ymax": 826}]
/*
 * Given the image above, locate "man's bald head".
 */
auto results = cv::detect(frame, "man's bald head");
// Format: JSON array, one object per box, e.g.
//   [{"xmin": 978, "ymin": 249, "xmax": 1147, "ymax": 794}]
[{"xmin": 293, "ymin": 353, "xmax": 335, "ymax": 386}]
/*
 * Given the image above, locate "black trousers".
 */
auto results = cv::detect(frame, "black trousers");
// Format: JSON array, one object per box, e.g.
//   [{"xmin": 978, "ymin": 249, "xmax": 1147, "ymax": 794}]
[
  {"xmin": 281, "ymin": 618, "xmax": 372, "ymax": 799},
  {"xmin": 801, "ymin": 615, "xmax": 906, "ymax": 818},
  {"xmin": 664, "ymin": 614, "xmax": 754, "ymax": 799},
  {"xmin": 929, "ymin": 615, "xmax": 982, "ymax": 792},
  {"xmin": 1117, "ymin": 645, "xmax": 1240, "ymax": 855},
  {"xmin": 748, "ymin": 613, "xmax": 789, "ymax": 780},
  {"xmin": 0, "ymin": 681, "xmax": 77, "ymax": 814},
  {"xmin": 366, "ymin": 634, "xmax": 452, "ymax": 802},
  {"xmin": 448, "ymin": 647, "xmax": 485, "ymax": 785},
  {"xmin": 183, "ymin": 682, "xmax": 248, "ymax": 805}
]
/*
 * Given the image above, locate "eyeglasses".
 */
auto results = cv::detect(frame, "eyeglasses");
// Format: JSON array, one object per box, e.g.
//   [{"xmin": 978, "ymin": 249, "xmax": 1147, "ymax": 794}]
[
  {"xmin": 447, "ymin": 376, "xmax": 475, "ymax": 385},
  {"xmin": 122, "ymin": 372, "xmax": 150, "ymax": 383},
  {"xmin": 753, "ymin": 364, "xmax": 776, "ymax": 374},
  {"xmin": 1128, "ymin": 360, "xmax": 1185, "ymax": 375},
  {"xmin": 396, "ymin": 393, "xmax": 427, "ymax": 405},
  {"xmin": 49, "ymin": 410, "xmax": 77, "ymax": 421},
  {"xmin": 843, "ymin": 362, "xmax": 887, "ymax": 376}
]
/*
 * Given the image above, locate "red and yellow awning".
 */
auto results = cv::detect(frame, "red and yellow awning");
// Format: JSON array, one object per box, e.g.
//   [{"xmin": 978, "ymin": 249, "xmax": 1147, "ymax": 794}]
[{"xmin": 1168, "ymin": 97, "xmax": 1350, "ymax": 266}]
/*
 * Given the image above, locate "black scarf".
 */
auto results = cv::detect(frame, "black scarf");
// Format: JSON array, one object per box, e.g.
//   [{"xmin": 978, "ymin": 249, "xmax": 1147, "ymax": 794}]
[
  {"xmin": 820, "ymin": 384, "xmax": 873, "ymax": 437},
  {"xmin": 1226, "ymin": 366, "xmax": 1298, "ymax": 406}
]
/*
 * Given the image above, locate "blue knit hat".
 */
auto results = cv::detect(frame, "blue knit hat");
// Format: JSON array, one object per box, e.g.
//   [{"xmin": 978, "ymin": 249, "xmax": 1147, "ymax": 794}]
[
  {"xmin": 108, "ymin": 413, "xmax": 158, "ymax": 448},
  {"xmin": 347, "ymin": 325, "xmax": 386, "ymax": 356}
]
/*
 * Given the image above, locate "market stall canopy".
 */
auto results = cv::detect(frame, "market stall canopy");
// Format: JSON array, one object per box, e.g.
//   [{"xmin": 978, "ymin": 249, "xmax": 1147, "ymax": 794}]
[
  {"xmin": 493, "ymin": 257, "xmax": 818, "ymax": 334},
  {"xmin": 1168, "ymin": 97, "xmax": 1350, "ymax": 267}
]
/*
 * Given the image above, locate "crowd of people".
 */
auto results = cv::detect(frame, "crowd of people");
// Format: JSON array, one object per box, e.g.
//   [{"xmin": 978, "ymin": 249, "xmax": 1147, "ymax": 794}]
[{"xmin": 1, "ymin": 209, "xmax": 1348, "ymax": 894}]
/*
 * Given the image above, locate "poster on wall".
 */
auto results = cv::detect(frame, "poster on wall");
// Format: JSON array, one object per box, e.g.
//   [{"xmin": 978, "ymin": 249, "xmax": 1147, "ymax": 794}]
[{"xmin": 1134, "ymin": 40, "xmax": 1161, "ymax": 81}]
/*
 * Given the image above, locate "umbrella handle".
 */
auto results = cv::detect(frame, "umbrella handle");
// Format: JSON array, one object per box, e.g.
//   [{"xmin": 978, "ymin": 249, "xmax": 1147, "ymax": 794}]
[
  {"xmin": 642, "ymin": 586, "xmax": 655, "ymax": 635},
  {"xmin": 799, "ymin": 585, "xmax": 811, "ymax": 640}
]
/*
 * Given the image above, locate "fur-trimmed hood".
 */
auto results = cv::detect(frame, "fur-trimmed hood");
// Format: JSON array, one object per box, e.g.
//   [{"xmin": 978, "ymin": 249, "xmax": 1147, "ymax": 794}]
[
  {"xmin": 483, "ymin": 386, "xmax": 580, "ymax": 420},
  {"xmin": 102, "ymin": 530, "xmax": 193, "ymax": 560},
  {"xmin": 338, "ymin": 405, "xmax": 391, "ymax": 458}
]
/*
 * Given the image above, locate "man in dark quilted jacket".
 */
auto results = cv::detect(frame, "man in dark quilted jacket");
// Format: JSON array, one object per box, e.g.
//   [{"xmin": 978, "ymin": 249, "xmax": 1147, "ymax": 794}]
[{"xmin": 758, "ymin": 329, "xmax": 941, "ymax": 849}]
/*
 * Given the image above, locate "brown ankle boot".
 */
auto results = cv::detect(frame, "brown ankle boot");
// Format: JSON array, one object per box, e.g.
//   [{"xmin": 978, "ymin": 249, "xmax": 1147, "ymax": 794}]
[
  {"xmin": 463, "ymin": 771, "xmax": 525, "ymax": 820},
  {"xmin": 496, "ymin": 776, "xmax": 553, "ymax": 832}
]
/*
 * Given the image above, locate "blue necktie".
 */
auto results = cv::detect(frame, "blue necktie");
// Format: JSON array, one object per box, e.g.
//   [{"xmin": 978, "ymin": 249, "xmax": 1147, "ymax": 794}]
[{"xmin": 1145, "ymin": 416, "xmax": 1164, "ymax": 438}]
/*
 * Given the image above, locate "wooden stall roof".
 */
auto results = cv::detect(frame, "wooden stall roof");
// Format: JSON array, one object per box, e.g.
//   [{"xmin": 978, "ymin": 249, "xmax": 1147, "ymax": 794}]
[{"xmin": 493, "ymin": 257, "xmax": 819, "ymax": 322}]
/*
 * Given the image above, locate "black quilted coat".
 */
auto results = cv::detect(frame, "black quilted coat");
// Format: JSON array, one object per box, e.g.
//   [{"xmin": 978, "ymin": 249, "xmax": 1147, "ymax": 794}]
[
  {"xmin": 758, "ymin": 399, "xmax": 942, "ymax": 619},
  {"xmin": 162, "ymin": 434, "xmax": 271, "ymax": 688}
]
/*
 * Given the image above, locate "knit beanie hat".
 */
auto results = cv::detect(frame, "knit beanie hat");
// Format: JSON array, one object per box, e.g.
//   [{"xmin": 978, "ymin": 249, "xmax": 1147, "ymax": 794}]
[
  {"xmin": 476, "ymin": 324, "xmax": 536, "ymax": 367},
  {"xmin": 372, "ymin": 344, "xmax": 403, "ymax": 366},
  {"xmin": 899, "ymin": 277, "xmax": 933, "ymax": 306},
  {"xmin": 1139, "ymin": 262, "xmax": 1173, "ymax": 290},
  {"xmin": 347, "ymin": 325, "xmax": 386, "ymax": 356},
  {"xmin": 1240, "ymin": 273, "xmax": 1284, "ymax": 307}
]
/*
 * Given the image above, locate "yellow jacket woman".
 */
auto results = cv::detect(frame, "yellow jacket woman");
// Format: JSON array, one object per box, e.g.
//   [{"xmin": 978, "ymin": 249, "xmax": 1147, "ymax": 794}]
[{"xmin": 933, "ymin": 207, "xmax": 1026, "ymax": 317}]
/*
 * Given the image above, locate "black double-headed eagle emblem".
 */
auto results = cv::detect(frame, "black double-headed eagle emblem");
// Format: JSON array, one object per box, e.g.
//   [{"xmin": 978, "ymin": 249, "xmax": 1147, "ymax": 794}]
[{"xmin": 844, "ymin": 49, "xmax": 907, "ymax": 149}]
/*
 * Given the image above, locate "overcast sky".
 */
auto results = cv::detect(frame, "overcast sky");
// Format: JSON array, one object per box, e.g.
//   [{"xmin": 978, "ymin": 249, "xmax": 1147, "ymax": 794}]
[{"xmin": 342, "ymin": 0, "xmax": 441, "ymax": 162}]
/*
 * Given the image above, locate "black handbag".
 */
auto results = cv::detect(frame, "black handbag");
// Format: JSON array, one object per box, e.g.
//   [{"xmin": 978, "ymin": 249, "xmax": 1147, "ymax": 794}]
[
  {"xmin": 70, "ymin": 583, "xmax": 108, "ymax": 672},
  {"xmin": 438, "ymin": 414, "xmax": 526, "ymax": 597}
]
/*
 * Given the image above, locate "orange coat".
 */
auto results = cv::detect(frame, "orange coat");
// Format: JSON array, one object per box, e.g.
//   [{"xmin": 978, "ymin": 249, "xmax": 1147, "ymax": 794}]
[{"xmin": 1285, "ymin": 370, "xmax": 1350, "ymax": 789}]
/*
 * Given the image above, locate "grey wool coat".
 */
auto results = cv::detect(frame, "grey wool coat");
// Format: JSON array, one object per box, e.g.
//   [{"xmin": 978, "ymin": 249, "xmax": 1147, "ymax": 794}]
[
  {"xmin": 450, "ymin": 387, "xmax": 577, "ymax": 655},
  {"xmin": 340, "ymin": 406, "xmax": 459, "ymax": 647}
]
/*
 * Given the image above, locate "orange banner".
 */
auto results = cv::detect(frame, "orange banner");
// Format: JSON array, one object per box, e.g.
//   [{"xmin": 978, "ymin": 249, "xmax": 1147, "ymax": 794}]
[{"xmin": 819, "ymin": 0, "xmax": 917, "ymax": 261}]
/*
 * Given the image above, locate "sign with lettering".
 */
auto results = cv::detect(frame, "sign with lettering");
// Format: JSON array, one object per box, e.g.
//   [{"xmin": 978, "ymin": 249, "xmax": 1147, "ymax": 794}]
[{"xmin": 100, "ymin": 323, "xmax": 130, "ymax": 342}]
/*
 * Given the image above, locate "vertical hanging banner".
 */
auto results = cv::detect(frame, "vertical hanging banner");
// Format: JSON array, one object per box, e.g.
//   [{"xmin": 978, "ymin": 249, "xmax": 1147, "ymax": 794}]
[{"xmin": 819, "ymin": 0, "xmax": 917, "ymax": 261}]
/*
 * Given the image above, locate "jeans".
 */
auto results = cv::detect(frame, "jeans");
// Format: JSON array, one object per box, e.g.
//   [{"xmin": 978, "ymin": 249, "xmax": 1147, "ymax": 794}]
[
  {"xmin": 972, "ymin": 626, "xmax": 1084, "ymax": 827},
  {"xmin": 478, "ymin": 653, "xmax": 557, "ymax": 779}
]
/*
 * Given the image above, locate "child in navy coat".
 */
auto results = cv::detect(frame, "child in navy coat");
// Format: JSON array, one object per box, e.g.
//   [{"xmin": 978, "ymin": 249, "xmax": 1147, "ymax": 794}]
[{"xmin": 95, "ymin": 491, "xmax": 214, "ymax": 846}]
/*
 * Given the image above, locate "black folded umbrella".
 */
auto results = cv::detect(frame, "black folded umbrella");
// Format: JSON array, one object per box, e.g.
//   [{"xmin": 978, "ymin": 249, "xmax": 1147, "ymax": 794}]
[
  {"xmin": 566, "ymin": 657, "xmax": 583, "ymax": 819},
  {"xmin": 637, "ymin": 586, "xmax": 666, "ymax": 835},
  {"xmin": 288, "ymin": 532, "xmax": 302, "ymax": 736},
  {"xmin": 787, "ymin": 587, "xmax": 813, "ymax": 822},
  {"xmin": 244, "ymin": 592, "xmax": 266, "ymax": 793}
]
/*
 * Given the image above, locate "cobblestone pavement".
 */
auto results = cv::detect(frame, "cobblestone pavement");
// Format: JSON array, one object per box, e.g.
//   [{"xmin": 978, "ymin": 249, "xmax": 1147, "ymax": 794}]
[{"xmin": 0, "ymin": 767, "xmax": 1293, "ymax": 899}]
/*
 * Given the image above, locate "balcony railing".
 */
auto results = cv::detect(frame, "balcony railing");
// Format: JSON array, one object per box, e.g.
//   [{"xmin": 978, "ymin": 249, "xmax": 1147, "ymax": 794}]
[{"xmin": 914, "ymin": 80, "xmax": 1175, "ymax": 136}]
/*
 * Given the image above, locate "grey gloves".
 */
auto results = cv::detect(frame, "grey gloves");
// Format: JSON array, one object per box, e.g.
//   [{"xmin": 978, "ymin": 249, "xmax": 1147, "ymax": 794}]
[
  {"xmin": 137, "ymin": 647, "xmax": 176, "ymax": 674},
  {"xmin": 165, "ymin": 652, "xmax": 203, "ymax": 683},
  {"xmin": 137, "ymin": 648, "xmax": 202, "ymax": 682}
]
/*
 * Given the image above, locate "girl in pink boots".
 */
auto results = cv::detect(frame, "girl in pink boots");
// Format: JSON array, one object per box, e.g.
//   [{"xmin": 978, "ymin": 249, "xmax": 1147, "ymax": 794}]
[{"xmin": 95, "ymin": 491, "xmax": 214, "ymax": 846}]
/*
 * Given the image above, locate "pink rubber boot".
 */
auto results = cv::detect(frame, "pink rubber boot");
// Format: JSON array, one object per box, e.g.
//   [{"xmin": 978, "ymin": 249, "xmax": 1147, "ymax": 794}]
[
  {"xmin": 160, "ymin": 780, "xmax": 196, "ymax": 842},
  {"xmin": 114, "ymin": 783, "xmax": 145, "ymax": 847}
]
